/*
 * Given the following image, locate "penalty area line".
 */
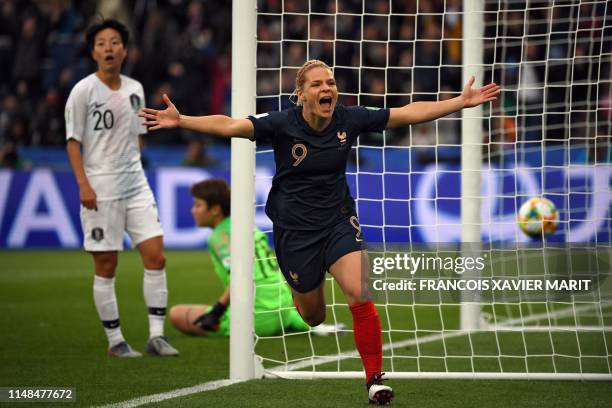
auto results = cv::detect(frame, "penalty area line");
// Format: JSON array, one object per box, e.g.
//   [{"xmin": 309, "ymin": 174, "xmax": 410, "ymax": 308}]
[{"xmin": 94, "ymin": 378, "xmax": 247, "ymax": 408}]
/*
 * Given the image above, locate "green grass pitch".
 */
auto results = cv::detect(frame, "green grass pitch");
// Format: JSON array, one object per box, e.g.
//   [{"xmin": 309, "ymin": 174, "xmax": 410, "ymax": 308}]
[{"xmin": 0, "ymin": 250, "xmax": 610, "ymax": 407}]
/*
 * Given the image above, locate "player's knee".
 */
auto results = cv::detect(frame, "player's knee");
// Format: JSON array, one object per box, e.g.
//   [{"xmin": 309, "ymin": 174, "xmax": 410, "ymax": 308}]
[
  {"xmin": 94, "ymin": 254, "xmax": 118, "ymax": 277},
  {"xmin": 344, "ymin": 287, "xmax": 369, "ymax": 305},
  {"xmin": 145, "ymin": 254, "xmax": 166, "ymax": 270},
  {"xmin": 302, "ymin": 309, "xmax": 326, "ymax": 327},
  {"xmin": 168, "ymin": 306, "xmax": 182, "ymax": 328}
]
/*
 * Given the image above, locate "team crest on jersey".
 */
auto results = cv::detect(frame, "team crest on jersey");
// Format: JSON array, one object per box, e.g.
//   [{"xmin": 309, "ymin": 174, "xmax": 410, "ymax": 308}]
[
  {"xmin": 289, "ymin": 270, "xmax": 299, "ymax": 285},
  {"xmin": 337, "ymin": 131, "xmax": 348, "ymax": 150},
  {"xmin": 92, "ymin": 227, "xmax": 104, "ymax": 242},
  {"xmin": 129, "ymin": 94, "xmax": 141, "ymax": 112}
]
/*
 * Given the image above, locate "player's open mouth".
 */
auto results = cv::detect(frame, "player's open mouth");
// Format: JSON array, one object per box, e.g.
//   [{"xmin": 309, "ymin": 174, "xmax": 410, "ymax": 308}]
[
  {"xmin": 319, "ymin": 96, "xmax": 332, "ymax": 110},
  {"xmin": 105, "ymin": 56, "xmax": 115, "ymax": 62}
]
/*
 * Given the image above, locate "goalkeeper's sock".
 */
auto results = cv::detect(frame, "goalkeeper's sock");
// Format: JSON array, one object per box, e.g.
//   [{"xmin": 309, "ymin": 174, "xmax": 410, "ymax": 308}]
[
  {"xmin": 349, "ymin": 301, "xmax": 382, "ymax": 384},
  {"xmin": 143, "ymin": 268, "xmax": 168, "ymax": 339},
  {"xmin": 93, "ymin": 276, "xmax": 125, "ymax": 348}
]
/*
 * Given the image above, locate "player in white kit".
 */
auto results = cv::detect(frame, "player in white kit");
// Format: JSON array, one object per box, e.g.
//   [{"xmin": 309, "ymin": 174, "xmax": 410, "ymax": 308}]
[{"xmin": 65, "ymin": 19, "xmax": 179, "ymax": 357}]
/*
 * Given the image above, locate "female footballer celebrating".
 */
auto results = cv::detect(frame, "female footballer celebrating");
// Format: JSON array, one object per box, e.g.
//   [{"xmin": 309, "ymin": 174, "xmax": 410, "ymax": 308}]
[{"xmin": 140, "ymin": 60, "xmax": 499, "ymax": 405}]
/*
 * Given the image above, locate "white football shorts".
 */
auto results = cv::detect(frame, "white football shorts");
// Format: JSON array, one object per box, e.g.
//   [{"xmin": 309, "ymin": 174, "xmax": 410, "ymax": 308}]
[{"xmin": 80, "ymin": 188, "xmax": 163, "ymax": 251}]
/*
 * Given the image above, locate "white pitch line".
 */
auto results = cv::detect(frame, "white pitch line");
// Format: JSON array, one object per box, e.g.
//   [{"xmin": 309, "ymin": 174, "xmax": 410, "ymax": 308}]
[
  {"xmin": 93, "ymin": 379, "xmax": 247, "ymax": 408},
  {"xmin": 95, "ymin": 303, "xmax": 608, "ymax": 406},
  {"xmin": 266, "ymin": 303, "xmax": 606, "ymax": 375}
]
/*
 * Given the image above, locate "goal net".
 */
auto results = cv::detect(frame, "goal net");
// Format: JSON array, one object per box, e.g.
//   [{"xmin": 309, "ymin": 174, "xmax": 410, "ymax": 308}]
[{"xmin": 243, "ymin": 0, "xmax": 612, "ymax": 380}]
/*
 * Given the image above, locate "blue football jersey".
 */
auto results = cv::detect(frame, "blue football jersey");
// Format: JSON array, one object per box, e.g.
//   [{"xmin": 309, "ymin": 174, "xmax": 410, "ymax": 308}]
[{"xmin": 248, "ymin": 105, "xmax": 389, "ymax": 230}]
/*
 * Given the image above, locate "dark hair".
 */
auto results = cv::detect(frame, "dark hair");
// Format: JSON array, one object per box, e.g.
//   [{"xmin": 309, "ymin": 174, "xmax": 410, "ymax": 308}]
[
  {"xmin": 85, "ymin": 19, "xmax": 129, "ymax": 50},
  {"xmin": 191, "ymin": 178, "xmax": 231, "ymax": 217}
]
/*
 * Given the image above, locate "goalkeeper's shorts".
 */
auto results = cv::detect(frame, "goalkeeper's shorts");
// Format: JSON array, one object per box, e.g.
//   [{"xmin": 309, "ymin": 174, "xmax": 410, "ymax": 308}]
[{"xmin": 273, "ymin": 215, "xmax": 364, "ymax": 293}]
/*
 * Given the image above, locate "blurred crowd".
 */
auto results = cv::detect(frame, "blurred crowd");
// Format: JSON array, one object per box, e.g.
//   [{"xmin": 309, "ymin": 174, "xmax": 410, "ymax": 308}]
[
  {"xmin": 482, "ymin": 1, "xmax": 610, "ymax": 162},
  {"xmin": 0, "ymin": 0, "xmax": 609, "ymax": 168},
  {"xmin": 257, "ymin": 0, "xmax": 609, "ymax": 162},
  {"xmin": 0, "ymin": 0, "xmax": 232, "ymax": 167}
]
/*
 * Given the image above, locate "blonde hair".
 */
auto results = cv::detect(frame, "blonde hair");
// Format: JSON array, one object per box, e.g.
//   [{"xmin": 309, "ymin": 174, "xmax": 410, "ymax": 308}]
[{"xmin": 292, "ymin": 60, "xmax": 332, "ymax": 106}]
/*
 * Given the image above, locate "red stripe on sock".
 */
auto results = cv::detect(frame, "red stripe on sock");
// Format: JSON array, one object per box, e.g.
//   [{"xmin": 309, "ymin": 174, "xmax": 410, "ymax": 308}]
[{"xmin": 349, "ymin": 301, "xmax": 382, "ymax": 383}]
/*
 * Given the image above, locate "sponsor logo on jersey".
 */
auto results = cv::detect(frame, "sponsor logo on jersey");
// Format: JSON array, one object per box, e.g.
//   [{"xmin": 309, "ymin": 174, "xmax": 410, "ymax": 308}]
[
  {"xmin": 337, "ymin": 131, "xmax": 349, "ymax": 150},
  {"xmin": 289, "ymin": 270, "xmax": 299, "ymax": 285},
  {"xmin": 129, "ymin": 94, "xmax": 141, "ymax": 112},
  {"xmin": 94, "ymin": 102, "xmax": 105, "ymax": 109},
  {"xmin": 92, "ymin": 227, "xmax": 104, "ymax": 242},
  {"xmin": 365, "ymin": 106, "xmax": 381, "ymax": 111}
]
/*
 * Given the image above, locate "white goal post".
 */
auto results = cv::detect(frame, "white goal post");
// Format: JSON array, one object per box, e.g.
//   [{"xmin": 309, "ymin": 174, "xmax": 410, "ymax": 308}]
[
  {"xmin": 460, "ymin": 0, "xmax": 485, "ymax": 332},
  {"xmin": 230, "ymin": 0, "xmax": 257, "ymax": 380},
  {"xmin": 230, "ymin": 0, "xmax": 612, "ymax": 381}
]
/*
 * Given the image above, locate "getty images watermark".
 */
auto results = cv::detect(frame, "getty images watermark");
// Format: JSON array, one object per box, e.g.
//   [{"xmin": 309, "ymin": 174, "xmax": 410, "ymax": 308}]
[{"xmin": 369, "ymin": 250, "xmax": 597, "ymax": 293}]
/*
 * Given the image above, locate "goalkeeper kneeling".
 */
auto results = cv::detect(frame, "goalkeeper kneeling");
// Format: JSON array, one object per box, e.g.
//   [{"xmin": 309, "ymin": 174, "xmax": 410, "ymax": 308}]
[{"xmin": 170, "ymin": 178, "xmax": 341, "ymax": 337}]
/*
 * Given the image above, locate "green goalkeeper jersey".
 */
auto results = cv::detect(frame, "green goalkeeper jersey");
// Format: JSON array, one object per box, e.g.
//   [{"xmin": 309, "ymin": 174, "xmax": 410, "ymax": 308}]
[{"xmin": 208, "ymin": 217, "xmax": 294, "ymax": 313}]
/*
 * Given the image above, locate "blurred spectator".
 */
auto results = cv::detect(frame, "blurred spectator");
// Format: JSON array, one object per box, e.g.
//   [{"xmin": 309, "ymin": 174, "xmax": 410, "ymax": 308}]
[
  {"xmin": 0, "ymin": 95, "xmax": 20, "ymax": 143},
  {"xmin": 139, "ymin": 10, "xmax": 173, "ymax": 95},
  {"xmin": 0, "ymin": 0, "xmax": 18, "ymax": 95},
  {"xmin": 13, "ymin": 13, "xmax": 45, "ymax": 98},
  {"xmin": 0, "ymin": 142, "xmax": 30, "ymax": 169},
  {"xmin": 593, "ymin": 82, "xmax": 611, "ymax": 163},
  {"xmin": 96, "ymin": 0, "xmax": 129, "ymax": 23},
  {"xmin": 182, "ymin": 139, "xmax": 216, "ymax": 167},
  {"xmin": 146, "ymin": 82, "xmax": 183, "ymax": 145},
  {"xmin": 517, "ymin": 42, "xmax": 544, "ymax": 141}
]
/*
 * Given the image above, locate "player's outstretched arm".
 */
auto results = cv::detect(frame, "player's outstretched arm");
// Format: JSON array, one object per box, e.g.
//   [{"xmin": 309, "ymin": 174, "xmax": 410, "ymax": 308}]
[
  {"xmin": 387, "ymin": 76, "xmax": 500, "ymax": 128},
  {"xmin": 139, "ymin": 94, "xmax": 254, "ymax": 139}
]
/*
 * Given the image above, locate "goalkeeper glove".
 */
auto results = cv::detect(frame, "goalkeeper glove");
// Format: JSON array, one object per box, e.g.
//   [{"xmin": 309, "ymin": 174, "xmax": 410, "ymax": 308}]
[{"xmin": 193, "ymin": 302, "xmax": 227, "ymax": 332}]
